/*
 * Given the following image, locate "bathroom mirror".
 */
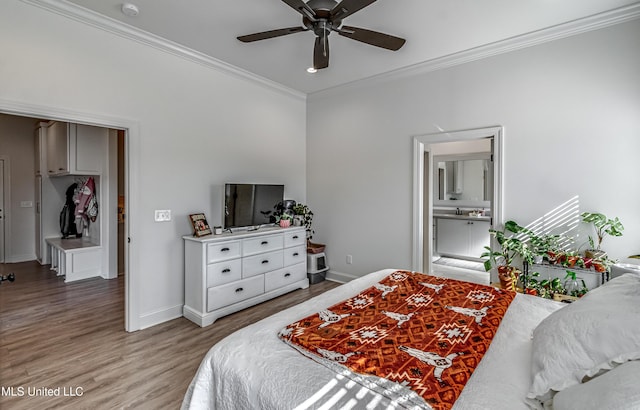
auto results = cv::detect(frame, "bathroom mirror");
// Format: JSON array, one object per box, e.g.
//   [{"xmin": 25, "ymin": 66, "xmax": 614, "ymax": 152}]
[{"xmin": 433, "ymin": 154, "xmax": 492, "ymax": 206}]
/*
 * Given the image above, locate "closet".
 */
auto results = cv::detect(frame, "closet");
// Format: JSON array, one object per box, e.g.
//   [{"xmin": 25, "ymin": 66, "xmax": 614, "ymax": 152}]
[{"xmin": 35, "ymin": 121, "xmax": 110, "ymax": 282}]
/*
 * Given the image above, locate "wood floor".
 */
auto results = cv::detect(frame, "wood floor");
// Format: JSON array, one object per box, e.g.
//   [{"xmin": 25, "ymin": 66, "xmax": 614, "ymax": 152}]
[{"xmin": 0, "ymin": 261, "xmax": 340, "ymax": 409}]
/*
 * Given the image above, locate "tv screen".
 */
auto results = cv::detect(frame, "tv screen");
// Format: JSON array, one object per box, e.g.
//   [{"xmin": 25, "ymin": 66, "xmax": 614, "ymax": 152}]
[{"xmin": 224, "ymin": 184, "xmax": 284, "ymax": 229}]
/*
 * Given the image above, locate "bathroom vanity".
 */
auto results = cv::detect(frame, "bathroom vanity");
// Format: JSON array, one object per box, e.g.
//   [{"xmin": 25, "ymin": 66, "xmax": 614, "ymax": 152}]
[{"xmin": 434, "ymin": 214, "xmax": 491, "ymax": 260}]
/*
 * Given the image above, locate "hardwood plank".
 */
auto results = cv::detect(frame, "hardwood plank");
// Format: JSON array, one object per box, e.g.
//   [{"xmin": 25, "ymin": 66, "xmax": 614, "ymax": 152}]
[{"xmin": 0, "ymin": 261, "xmax": 340, "ymax": 409}]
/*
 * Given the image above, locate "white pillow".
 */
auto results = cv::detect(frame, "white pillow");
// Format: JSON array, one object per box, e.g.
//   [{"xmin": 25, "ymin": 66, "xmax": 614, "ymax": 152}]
[
  {"xmin": 526, "ymin": 273, "xmax": 640, "ymax": 407},
  {"xmin": 553, "ymin": 360, "xmax": 640, "ymax": 410}
]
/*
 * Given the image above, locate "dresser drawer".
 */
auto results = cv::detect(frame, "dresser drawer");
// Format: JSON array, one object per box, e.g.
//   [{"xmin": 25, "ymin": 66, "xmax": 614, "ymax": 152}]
[
  {"xmin": 242, "ymin": 250, "xmax": 283, "ymax": 278},
  {"xmin": 283, "ymin": 245, "xmax": 306, "ymax": 267},
  {"xmin": 207, "ymin": 241, "xmax": 241, "ymax": 263},
  {"xmin": 284, "ymin": 230, "xmax": 306, "ymax": 248},
  {"xmin": 206, "ymin": 259, "xmax": 242, "ymax": 287},
  {"xmin": 243, "ymin": 234, "xmax": 283, "ymax": 256},
  {"xmin": 207, "ymin": 275, "xmax": 264, "ymax": 312},
  {"xmin": 265, "ymin": 262, "xmax": 307, "ymax": 292}
]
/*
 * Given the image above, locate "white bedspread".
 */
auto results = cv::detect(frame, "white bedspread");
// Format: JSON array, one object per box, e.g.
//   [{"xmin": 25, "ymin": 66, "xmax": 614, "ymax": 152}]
[{"xmin": 182, "ymin": 269, "xmax": 564, "ymax": 410}]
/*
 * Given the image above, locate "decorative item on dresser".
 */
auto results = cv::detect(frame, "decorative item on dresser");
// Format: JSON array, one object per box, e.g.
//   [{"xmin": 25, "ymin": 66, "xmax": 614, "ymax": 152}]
[
  {"xmin": 189, "ymin": 213, "xmax": 212, "ymax": 237},
  {"xmin": 183, "ymin": 226, "xmax": 308, "ymax": 327}
]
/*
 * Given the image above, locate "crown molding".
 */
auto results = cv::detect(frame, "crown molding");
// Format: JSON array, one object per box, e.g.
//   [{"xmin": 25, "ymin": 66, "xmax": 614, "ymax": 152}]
[
  {"xmin": 20, "ymin": 0, "xmax": 307, "ymax": 101},
  {"xmin": 310, "ymin": 2, "xmax": 640, "ymax": 97},
  {"xmin": 20, "ymin": 1, "xmax": 640, "ymax": 99}
]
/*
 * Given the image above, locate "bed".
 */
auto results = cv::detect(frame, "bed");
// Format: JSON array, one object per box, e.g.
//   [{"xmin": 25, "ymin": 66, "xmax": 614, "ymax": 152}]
[{"xmin": 182, "ymin": 268, "xmax": 640, "ymax": 410}]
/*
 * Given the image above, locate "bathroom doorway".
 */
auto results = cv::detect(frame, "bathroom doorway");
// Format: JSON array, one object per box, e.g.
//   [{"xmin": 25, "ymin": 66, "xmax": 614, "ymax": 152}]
[{"xmin": 412, "ymin": 126, "xmax": 503, "ymax": 280}]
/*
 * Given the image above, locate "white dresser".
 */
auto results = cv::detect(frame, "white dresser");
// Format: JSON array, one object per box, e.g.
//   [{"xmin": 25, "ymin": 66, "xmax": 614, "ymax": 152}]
[{"xmin": 183, "ymin": 226, "xmax": 309, "ymax": 327}]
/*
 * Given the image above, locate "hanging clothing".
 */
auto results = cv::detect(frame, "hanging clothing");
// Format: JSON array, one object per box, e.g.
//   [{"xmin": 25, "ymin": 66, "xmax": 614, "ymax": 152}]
[
  {"xmin": 60, "ymin": 183, "xmax": 79, "ymax": 239},
  {"xmin": 74, "ymin": 177, "xmax": 98, "ymax": 222}
]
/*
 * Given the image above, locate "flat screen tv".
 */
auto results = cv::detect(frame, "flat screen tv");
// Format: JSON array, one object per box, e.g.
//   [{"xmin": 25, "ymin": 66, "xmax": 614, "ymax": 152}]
[{"xmin": 224, "ymin": 183, "xmax": 284, "ymax": 229}]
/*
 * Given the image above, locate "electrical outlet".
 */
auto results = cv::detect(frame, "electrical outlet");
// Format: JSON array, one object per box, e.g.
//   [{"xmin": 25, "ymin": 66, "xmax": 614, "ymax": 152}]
[
  {"xmin": 154, "ymin": 210, "xmax": 171, "ymax": 222},
  {"xmin": 346, "ymin": 255, "xmax": 353, "ymax": 264}
]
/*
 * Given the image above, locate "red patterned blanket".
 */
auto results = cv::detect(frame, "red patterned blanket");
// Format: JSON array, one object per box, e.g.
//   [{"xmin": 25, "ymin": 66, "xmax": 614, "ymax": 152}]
[{"xmin": 278, "ymin": 270, "xmax": 515, "ymax": 409}]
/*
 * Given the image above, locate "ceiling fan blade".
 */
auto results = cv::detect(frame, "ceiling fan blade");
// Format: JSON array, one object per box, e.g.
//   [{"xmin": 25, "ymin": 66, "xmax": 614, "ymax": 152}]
[
  {"xmin": 331, "ymin": 0, "xmax": 376, "ymax": 20},
  {"xmin": 237, "ymin": 26, "xmax": 307, "ymax": 43},
  {"xmin": 338, "ymin": 25, "xmax": 405, "ymax": 50},
  {"xmin": 313, "ymin": 35, "xmax": 329, "ymax": 69},
  {"xmin": 281, "ymin": 0, "xmax": 317, "ymax": 20}
]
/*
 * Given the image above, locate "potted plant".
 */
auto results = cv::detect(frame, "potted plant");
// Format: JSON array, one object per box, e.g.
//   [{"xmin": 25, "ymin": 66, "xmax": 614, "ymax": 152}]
[
  {"xmin": 591, "ymin": 254, "xmax": 614, "ymax": 273},
  {"xmin": 580, "ymin": 212, "xmax": 624, "ymax": 259},
  {"xmin": 292, "ymin": 203, "xmax": 314, "ymax": 240},
  {"xmin": 561, "ymin": 251, "xmax": 584, "ymax": 268},
  {"xmin": 275, "ymin": 212, "xmax": 292, "ymax": 228},
  {"xmin": 528, "ymin": 233, "xmax": 563, "ymax": 264},
  {"xmin": 563, "ymin": 270, "xmax": 588, "ymax": 297},
  {"xmin": 519, "ymin": 271, "xmax": 564, "ymax": 299},
  {"xmin": 481, "ymin": 220, "xmax": 533, "ymax": 291}
]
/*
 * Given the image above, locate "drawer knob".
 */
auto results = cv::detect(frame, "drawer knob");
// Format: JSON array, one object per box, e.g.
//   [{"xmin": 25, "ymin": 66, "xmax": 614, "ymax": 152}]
[
  {"xmin": 293, "ymin": 235, "xmax": 299, "ymax": 239},
  {"xmin": 222, "ymin": 268, "xmax": 231, "ymax": 273},
  {"xmin": 284, "ymin": 273, "xmax": 291, "ymax": 278},
  {"xmin": 221, "ymin": 247, "xmax": 230, "ymax": 252},
  {"xmin": 261, "ymin": 260, "xmax": 269, "ymax": 264},
  {"xmin": 235, "ymin": 287, "xmax": 244, "ymax": 293},
  {"xmin": 261, "ymin": 241, "xmax": 268, "ymax": 245},
  {"xmin": 293, "ymin": 252, "xmax": 299, "ymax": 257}
]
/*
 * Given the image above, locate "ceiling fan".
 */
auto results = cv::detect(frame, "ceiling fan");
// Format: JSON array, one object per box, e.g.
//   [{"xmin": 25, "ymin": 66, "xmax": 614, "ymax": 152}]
[{"xmin": 237, "ymin": 0, "xmax": 405, "ymax": 70}]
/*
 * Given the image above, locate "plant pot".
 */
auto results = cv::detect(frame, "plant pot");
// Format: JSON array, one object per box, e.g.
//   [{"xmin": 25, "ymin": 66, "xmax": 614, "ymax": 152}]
[
  {"xmin": 498, "ymin": 266, "xmax": 519, "ymax": 291},
  {"xmin": 556, "ymin": 253, "xmax": 567, "ymax": 266},
  {"xmin": 585, "ymin": 249, "xmax": 607, "ymax": 259},
  {"xmin": 279, "ymin": 219, "xmax": 291, "ymax": 228}
]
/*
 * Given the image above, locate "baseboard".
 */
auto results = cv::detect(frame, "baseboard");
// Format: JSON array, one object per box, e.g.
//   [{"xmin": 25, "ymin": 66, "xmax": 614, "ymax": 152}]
[
  {"xmin": 5, "ymin": 254, "xmax": 36, "ymax": 263},
  {"xmin": 138, "ymin": 304, "xmax": 184, "ymax": 330},
  {"xmin": 325, "ymin": 269, "xmax": 359, "ymax": 284}
]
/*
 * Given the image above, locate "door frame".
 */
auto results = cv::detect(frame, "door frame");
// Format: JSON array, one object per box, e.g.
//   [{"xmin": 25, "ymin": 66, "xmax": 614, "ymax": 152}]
[
  {"xmin": 412, "ymin": 126, "xmax": 504, "ymax": 276},
  {"xmin": 0, "ymin": 98, "xmax": 140, "ymax": 332},
  {"xmin": 0, "ymin": 157, "xmax": 6, "ymax": 263}
]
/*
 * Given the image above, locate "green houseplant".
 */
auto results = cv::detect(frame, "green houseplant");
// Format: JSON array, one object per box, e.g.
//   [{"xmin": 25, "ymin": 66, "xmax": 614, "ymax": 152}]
[
  {"xmin": 580, "ymin": 212, "xmax": 624, "ymax": 258},
  {"xmin": 274, "ymin": 212, "xmax": 292, "ymax": 227},
  {"xmin": 292, "ymin": 203, "xmax": 314, "ymax": 240},
  {"xmin": 528, "ymin": 233, "xmax": 563, "ymax": 264},
  {"xmin": 520, "ymin": 271, "xmax": 564, "ymax": 299},
  {"xmin": 481, "ymin": 220, "xmax": 534, "ymax": 290},
  {"xmin": 563, "ymin": 270, "xmax": 588, "ymax": 297}
]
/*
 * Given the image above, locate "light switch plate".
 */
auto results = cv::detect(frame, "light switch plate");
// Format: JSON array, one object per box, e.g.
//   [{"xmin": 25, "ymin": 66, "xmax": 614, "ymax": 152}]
[{"xmin": 154, "ymin": 210, "xmax": 171, "ymax": 222}]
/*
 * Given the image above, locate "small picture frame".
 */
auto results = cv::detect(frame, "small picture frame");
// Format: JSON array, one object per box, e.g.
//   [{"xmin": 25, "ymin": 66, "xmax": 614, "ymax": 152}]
[{"xmin": 189, "ymin": 213, "xmax": 212, "ymax": 237}]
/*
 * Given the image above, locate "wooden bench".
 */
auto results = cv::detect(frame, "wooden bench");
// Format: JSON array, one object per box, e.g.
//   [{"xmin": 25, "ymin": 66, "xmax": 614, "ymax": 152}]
[{"xmin": 46, "ymin": 237, "xmax": 102, "ymax": 283}]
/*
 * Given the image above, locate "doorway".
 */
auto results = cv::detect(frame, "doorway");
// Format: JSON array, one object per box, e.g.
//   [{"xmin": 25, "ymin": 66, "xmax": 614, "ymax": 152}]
[
  {"xmin": 0, "ymin": 158, "xmax": 4, "ymax": 263},
  {"xmin": 412, "ymin": 126, "xmax": 503, "ymax": 278},
  {"xmin": 0, "ymin": 100, "xmax": 138, "ymax": 331}
]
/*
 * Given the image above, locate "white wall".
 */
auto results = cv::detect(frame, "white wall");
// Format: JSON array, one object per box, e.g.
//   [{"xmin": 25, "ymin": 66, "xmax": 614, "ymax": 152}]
[
  {"xmin": 0, "ymin": 114, "xmax": 37, "ymax": 262},
  {"xmin": 0, "ymin": 1, "xmax": 306, "ymax": 329},
  {"xmin": 307, "ymin": 20, "xmax": 640, "ymax": 279}
]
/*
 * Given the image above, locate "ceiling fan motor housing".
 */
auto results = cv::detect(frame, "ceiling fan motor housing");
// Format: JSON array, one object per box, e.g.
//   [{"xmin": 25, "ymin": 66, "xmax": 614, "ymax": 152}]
[
  {"xmin": 304, "ymin": 0, "xmax": 341, "ymax": 35},
  {"xmin": 237, "ymin": 0, "xmax": 405, "ymax": 69}
]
